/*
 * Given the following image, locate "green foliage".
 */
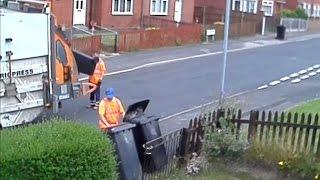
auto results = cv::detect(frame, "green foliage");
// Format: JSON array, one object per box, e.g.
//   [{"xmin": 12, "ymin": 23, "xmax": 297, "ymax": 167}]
[
  {"xmin": 245, "ymin": 139, "xmax": 320, "ymax": 179},
  {"xmin": 281, "ymin": 154, "xmax": 320, "ymax": 179},
  {"xmin": 295, "ymin": 8, "xmax": 309, "ymax": 20},
  {"xmin": 245, "ymin": 140, "xmax": 296, "ymax": 166},
  {"xmin": 288, "ymin": 99, "xmax": 320, "ymax": 115},
  {"xmin": 204, "ymin": 117, "xmax": 248, "ymax": 161},
  {"xmin": 0, "ymin": 119, "xmax": 118, "ymax": 180},
  {"xmin": 281, "ymin": 8, "xmax": 308, "ymax": 19},
  {"xmin": 175, "ymin": 38, "xmax": 182, "ymax": 46}
]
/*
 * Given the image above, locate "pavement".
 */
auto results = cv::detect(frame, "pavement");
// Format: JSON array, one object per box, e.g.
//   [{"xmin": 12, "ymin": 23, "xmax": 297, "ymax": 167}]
[{"xmin": 61, "ymin": 30, "xmax": 320, "ymax": 134}]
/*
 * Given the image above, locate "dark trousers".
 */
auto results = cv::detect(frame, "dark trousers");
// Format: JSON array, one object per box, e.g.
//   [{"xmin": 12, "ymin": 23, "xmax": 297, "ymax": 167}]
[{"xmin": 89, "ymin": 84, "xmax": 101, "ymax": 103}]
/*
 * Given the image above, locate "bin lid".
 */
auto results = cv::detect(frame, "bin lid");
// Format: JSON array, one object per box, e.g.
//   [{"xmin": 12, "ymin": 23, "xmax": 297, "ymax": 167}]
[
  {"xmin": 123, "ymin": 100, "xmax": 149, "ymax": 121},
  {"xmin": 138, "ymin": 115, "xmax": 160, "ymax": 125},
  {"xmin": 127, "ymin": 115, "xmax": 160, "ymax": 125},
  {"xmin": 108, "ymin": 123, "xmax": 136, "ymax": 133}
]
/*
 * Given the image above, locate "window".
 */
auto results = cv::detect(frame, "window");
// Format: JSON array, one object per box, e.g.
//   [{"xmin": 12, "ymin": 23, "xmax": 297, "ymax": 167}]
[
  {"xmin": 247, "ymin": 0, "xmax": 256, "ymax": 13},
  {"xmin": 261, "ymin": 0, "xmax": 274, "ymax": 16},
  {"xmin": 112, "ymin": 0, "xmax": 133, "ymax": 15},
  {"xmin": 150, "ymin": 0, "xmax": 168, "ymax": 15},
  {"xmin": 232, "ymin": 0, "xmax": 257, "ymax": 14},
  {"xmin": 306, "ymin": 3, "xmax": 312, "ymax": 17},
  {"xmin": 232, "ymin": 0, "xmax": 242, "ymax": 11},
  {"xmin": 235, "ymin": 1, "xmax": 241, "ymax": 11},
  {"xmin": 56, "ymin": 41, "xmax": 67, "ymax": 66}
]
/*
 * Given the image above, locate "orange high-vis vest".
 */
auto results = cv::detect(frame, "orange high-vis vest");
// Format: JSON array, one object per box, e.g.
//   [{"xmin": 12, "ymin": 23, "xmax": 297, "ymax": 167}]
[
  {"xmin": 89, "ymin": 59, "xmax": 106, "ymax": 84},
  {"xmin": 98, "ymin": 97, "xmax": 125, "ymax": 130}
]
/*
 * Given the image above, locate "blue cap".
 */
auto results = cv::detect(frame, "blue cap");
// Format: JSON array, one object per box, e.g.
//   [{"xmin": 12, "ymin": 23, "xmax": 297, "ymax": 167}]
[{"xmin": 105, "ymin": 88, "xmax": 114, "ymax": 99}]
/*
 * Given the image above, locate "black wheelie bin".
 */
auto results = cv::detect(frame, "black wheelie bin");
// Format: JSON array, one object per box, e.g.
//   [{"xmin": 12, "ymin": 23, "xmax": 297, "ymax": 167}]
[
  {"xmin": 276, "ymin": 25, "xmax": 286, "ymax": 40},
  {"xmin": 108, "ymin": 123, "xmax": 142, "ymax": 180},
  {"xmin": 123, "ymin": 100, "xmax": 168, "ymax": 173}
]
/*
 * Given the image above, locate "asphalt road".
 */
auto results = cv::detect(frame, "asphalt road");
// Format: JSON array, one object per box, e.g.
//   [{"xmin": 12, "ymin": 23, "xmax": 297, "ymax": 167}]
[{"xmin": 59, "ymin": 37, "xmax": 320, "ymax": 131}]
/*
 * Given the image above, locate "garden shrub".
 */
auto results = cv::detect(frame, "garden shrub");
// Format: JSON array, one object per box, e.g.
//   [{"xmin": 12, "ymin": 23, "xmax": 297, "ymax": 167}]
[
  {"xmin": 245, "ymin": 139, "xmax": 320, "ymax": 179},
  {"xmin": 0, "ymin": 119, "xmax": 118, "ymax": 180},
  {"xmin": 204, "ymin": 117, "xmax": 248, "ymax": 161},
  {"xmin": 281, "ymin": 8, "xmax": 308, "ymax": 19}
]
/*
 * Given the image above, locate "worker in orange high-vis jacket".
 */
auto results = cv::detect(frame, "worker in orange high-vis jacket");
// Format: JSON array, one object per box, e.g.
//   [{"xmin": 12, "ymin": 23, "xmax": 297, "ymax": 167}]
[
  {"xmin": 87, "ymin": 56, "xmax": 106, "ymax": 110},
  {"xmin": 98, "ymin": 88, "xmax": 125, "ymax": 132}
]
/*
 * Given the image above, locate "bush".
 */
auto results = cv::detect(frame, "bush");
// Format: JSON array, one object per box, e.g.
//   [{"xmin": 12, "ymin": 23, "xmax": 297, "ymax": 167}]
[
  {"xmin": 295, "ymin": 8, "xmax": 309, "ymax": 20},
  {"xmin": 0, "ymin": 119, "xmax": 118, "ymax": 180},
  {"xmin": 281, "ymin": 8, "xmax": 308, "ymax": 19},
  {"xmin": 245, "ymin": 140, "xmax": 296, "ymax": 166},
  {"xmin": 204, "ymin": 117, "xmax": 248, "ymax": 161},
  {"xmin": 245, "ymin": 139, "xmax": 320, "ymax": 179},
  {"xmin": 282, "ymin": 154, "xmax": 320, "ymax": 179},
  {"xmin": 175, "ymin": 38, "xmax": 182, "ymax": 46}
]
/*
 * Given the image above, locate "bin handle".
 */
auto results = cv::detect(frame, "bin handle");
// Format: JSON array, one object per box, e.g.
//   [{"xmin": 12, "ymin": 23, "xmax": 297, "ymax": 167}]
[{"xmin": 143, "ymin": 144, "xmax": 153, "ymax": 155}]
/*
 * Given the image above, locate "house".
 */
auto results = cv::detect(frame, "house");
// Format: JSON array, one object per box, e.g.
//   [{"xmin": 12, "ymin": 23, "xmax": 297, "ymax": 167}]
[
  {"xmin": 47, "ymin": 0, "xmax": 195, "ymax": 29},
  {"xmin": 195, "ymin": 0, "xmax": 286, "ymax": 17},
  {"xmin": 285, "ymin": 0, "xmax": 320, "ymax": 18}
]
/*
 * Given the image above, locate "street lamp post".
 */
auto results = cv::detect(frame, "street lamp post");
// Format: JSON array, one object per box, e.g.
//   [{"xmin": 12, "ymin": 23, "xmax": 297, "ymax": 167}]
[{"xmin": 219, "ymin": 0, "xmax": 232, "ymax": 105}]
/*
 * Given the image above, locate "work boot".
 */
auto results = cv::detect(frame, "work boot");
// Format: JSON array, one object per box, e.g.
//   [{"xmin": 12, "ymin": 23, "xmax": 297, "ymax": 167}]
[
  {"xmin": 93, "ymin": 102, "xmax": 99, "ymax": 110},
  {"xmin": 86, "ymin": 102, "xmax": 95, "ymax": 108}
]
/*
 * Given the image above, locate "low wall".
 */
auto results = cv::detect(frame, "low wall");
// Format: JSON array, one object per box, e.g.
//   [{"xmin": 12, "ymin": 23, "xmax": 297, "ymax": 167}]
[
  {"xmin": 71, "ymin": 35, "xmax": 102, "ymax": 56},
  {"xmin": 118, "ymin": 24, "xmax": 202, "ymax": 52},
  {"xmin": 308, "ymin": 19, "xmax": 320, "ymax": 32},
  {"xmin": 213, "ymin": 21, "xmax": 260, "ymax": 40}
]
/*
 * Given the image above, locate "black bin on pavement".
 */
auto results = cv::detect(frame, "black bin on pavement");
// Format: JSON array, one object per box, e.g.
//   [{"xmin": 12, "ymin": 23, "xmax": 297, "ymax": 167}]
[
  {"xmin": 124, "ymin": 100, "xmax": 168, "ymax": 173},
  {"xmin": 108, "ymin": 123, "xmax": 142, "ymax": 180},
  {"xmin": 276, "ymin": 25, "xmax": 286, "ymax": 40}
]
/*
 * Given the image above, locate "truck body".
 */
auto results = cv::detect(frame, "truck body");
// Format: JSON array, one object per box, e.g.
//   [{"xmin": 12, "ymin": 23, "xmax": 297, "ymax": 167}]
[{"xmin": 0, "ymin": 1, "xmax": 92, "ymax": 128}]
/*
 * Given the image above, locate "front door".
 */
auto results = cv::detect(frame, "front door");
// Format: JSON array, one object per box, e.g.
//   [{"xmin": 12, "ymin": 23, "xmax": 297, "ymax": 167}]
[{"xmin": 73, "ymin": 0, "xmax": 86, "ymax": 25}]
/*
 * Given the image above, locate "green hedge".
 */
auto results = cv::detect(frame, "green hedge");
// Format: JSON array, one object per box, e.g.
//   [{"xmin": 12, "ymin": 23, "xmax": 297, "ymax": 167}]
[
  {"xmin": 281, "ymin": 8, "xmax": 308, "ymax": 19},
  {"xmin": 0, "ymin": 119, "xmax": 118, "ymax": 180}
]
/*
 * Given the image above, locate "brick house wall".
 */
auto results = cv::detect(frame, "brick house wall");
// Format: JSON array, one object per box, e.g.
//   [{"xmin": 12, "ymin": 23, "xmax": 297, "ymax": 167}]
[
  {"xmin": 284, "ymin": 0, "xmax": 298, "ymax": 9},
  {"xmin": 195, "ymin": 0, "xmax": 264, "ymax": 13},
  {"xmin": 142, "ymin": 0, "xmax": 175, "ymax": 22},
  {"xmin": 50, "ymin": 0, "xmax": 195, "ymax": 29},
  {"xmin": 285, "ymin": 0, "xmax": 320, "ymax": 9},
  {"xmin": 142, "ymin": 0, "xmax": 194, "ymax": 23},
  {"xmin": 284, "ymin": 0, "xmax": 320, "ymax": 18},
  {"xmin": 91, "ymin": 0, "xmax": 195, "ymax": 28},
  {"xmin": 182, "ymin": 0, "xmax": 195, "ymax": 23},
  {"xmin": 50, "ymin": 0, "xmax": 74, "ymax": 28},
  {"xmin": 91, "ymin": 0, "xmax": 142, "ymax": 28},
  {"xmin": 195, "ymin": 0, "xmax": 226, "ymax": 9},
  {"xmin": 50, "ymin": 0, "xmax": 93, "ymax": 28}
]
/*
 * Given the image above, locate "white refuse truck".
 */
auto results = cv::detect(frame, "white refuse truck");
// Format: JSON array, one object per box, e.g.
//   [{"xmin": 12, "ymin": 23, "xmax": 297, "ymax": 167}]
[{"xmin": 0, "ymin": 1, "xmax": 95, "ymax": 128}]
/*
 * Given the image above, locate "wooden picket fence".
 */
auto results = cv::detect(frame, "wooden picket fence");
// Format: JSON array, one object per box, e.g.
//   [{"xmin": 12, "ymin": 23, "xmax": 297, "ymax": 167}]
[
  {"xmin": 142, "ymin": 109, "xmax": 320, "ymax": 179},
  {"xmin": 183, "ymin": 109, "xmax": 320, "ymax": 157}
]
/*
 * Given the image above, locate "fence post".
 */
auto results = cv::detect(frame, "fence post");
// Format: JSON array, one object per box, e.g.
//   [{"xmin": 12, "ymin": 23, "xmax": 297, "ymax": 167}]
[
  {"xmin": 248, "ymin": 110, "xmax": 259, "ymax": 142},
  {"xmin": 248, "ymin": 111, "xmax": 253, "ymax": 142},
  {"xmin": 114, "ymin": 34, "xmax": 118, "ymax": 53},
  {"xmin": 216, "ymin": 109, "xmax": 225, "ymax": 128},
  {"xmin": 235, "ymin": 109, "xmax": 242, "ymax": 139},
  {"xmin": 195, "ymin": 117, "xmax": 204, "ymax": 154},
  {"xmin": 311, "ymin": 114, "xmax": 319, "ymax": 154},
  {"xmin": 179, "ymin": 128, "xmax": 191, "ymax": 165}
]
